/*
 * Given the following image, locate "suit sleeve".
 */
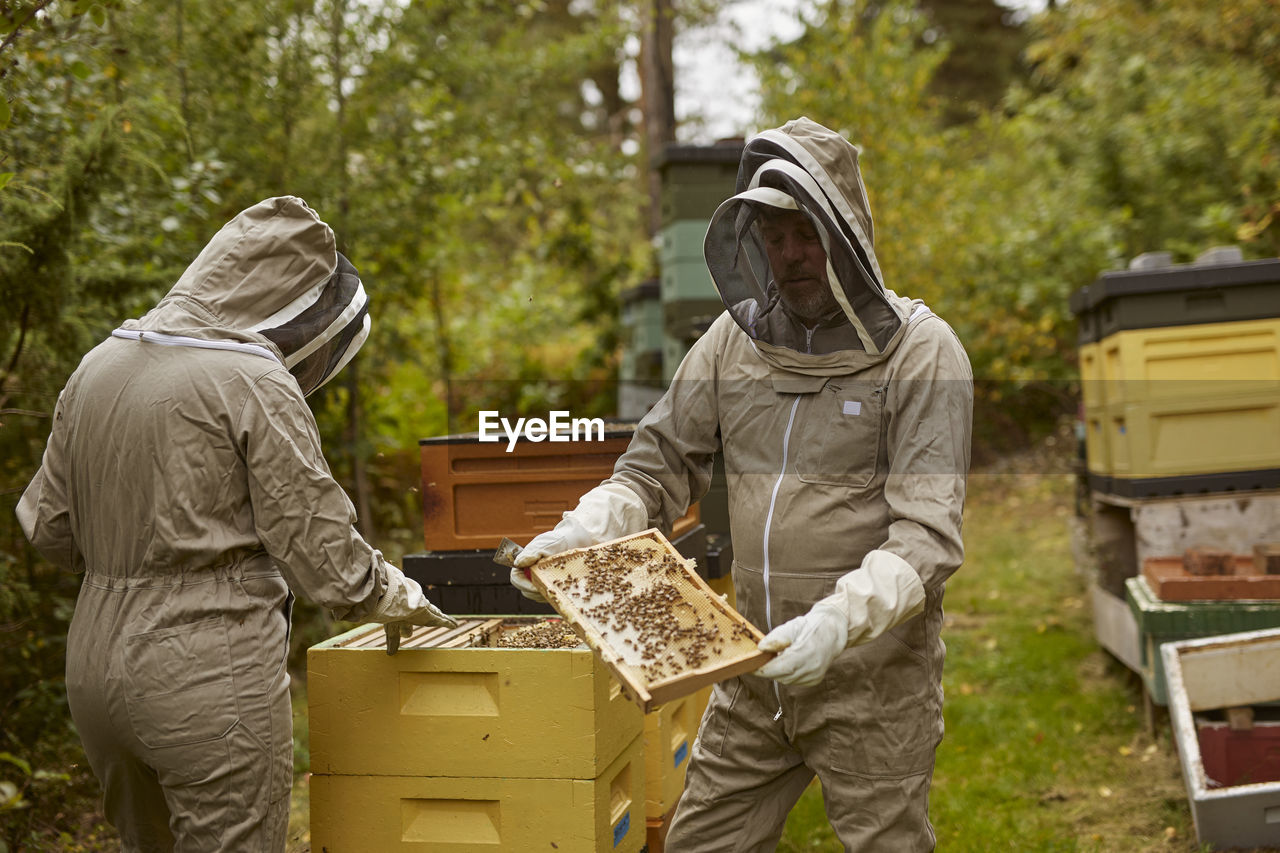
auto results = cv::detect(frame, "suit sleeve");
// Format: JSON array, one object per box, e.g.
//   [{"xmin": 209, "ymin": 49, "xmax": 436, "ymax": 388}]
[
  {"xmin": 239, "ymin": 370, "xmax": 386, "ymax": 621},
  {"xmin": 879, "ymin": 316, "xmax": 974, "ymax": 591},
  {"xmin": 16, "ymin": 391, "xmax": 79, "ymax": 570}
]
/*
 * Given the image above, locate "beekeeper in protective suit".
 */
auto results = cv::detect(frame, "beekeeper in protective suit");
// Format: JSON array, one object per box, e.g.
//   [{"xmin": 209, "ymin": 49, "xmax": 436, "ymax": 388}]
[
  {"xmin": 17, "ymin": 196, "xmax": 455, "ymax": 853},
  {"xmin": 512, "ymin": 118, "xmax": 972, "ymax": 850}
]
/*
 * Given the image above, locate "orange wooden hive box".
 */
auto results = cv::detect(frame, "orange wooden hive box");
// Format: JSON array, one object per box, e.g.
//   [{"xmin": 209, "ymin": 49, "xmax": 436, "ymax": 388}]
[{"xmin": 419, "ymin": 426, "xmax": 698, "ymax": 552}]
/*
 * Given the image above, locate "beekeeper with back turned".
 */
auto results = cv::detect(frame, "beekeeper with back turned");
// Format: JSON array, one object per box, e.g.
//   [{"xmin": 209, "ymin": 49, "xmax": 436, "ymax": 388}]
[
  {"xmin": 512, "ymin": 119, "xmax": 973, "ymax": 850},
  {"xmin": 17, "ymin": 196, "xmax": 456, "ymax": 852}
]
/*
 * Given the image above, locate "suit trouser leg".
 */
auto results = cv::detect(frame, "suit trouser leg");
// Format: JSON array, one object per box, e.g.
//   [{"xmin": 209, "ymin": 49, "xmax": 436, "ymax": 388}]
[
  {"xmin": 665, "ymin": 679, "xmax": 814, "ymax": 853},
  {"xmin": 665, "ymin": 676, "xmax": 936, "ymax": 853},
  {"xmin": 814, "ymin": 761, "xmax": 936, "ymax": 852}
]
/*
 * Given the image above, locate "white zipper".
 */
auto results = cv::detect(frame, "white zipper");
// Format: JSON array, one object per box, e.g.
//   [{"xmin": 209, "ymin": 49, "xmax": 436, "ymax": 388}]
[
  {"xmin": 111, "ymin": 329, "xmax": 282, "ymax": 364},
  {"xmin": 764, "ymin": 324, "xmax": 815, "ymax": 723},
  {"xmin": 764, "ymin": 394, "xmax": 801, "ymax": 722}
]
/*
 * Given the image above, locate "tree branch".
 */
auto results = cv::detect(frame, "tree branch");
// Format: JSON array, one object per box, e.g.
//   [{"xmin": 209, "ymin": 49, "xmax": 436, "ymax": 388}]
[
  {"xmin": 0, "ymin": 301, "xmax": 31, "ymax": 410},
  {"xmin": 0, "ymin": 0, "xmax": 58, "ymax": 56}
]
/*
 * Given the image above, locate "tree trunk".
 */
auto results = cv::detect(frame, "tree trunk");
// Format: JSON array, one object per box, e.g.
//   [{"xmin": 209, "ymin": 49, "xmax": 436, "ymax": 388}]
[
  {"xmin": 639, "ymin": 0, "xmax": 676, "ymax": 238},
  {"xmin": 329, "ymin": 0, "xmax": 375, "ymax": 539},
  {"xmin": 428, "ymin": 267, "xmax": 455, "ymax": 434}
]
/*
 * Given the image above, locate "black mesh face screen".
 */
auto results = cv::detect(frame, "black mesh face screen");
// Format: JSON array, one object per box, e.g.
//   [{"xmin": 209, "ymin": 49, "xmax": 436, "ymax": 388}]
[
  {"xmin": 258, "ymin": 253, "xmax": 368, "ymax": 395},
  {"xmin": 706, "ymin": 185, "xmax": 894, "ymax": 356}
]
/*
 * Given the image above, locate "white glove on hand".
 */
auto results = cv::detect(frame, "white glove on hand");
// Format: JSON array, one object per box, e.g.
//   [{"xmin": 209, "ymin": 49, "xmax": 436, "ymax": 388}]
[
  {"xmin": 756, "ymin": 550, "xmax": 926, "ymax": 686},
  {"xmin": 510, "ymin": 482, "xmax": 649, "ymax": 603},
  {"xmin": 509, "ymin": 565, "xmax": 545, "ymax": 602},
  {"xmin": 371, "ymin": 562, "xmax": 458, "ymax": 654},
  {"xmin": 756, "ymin": 602, "xmax": 848, "ymax": 687}
]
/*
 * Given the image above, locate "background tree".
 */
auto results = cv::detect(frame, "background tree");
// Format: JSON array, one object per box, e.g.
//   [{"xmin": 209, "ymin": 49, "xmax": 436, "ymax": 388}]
[
  {"xmin": 747, "ymin": 0, "xmax": 1280, "ymax": 447},
  {"xmin": 0, "ymin": 2, "xmax": 649, "ymax": 844},
  {"xmin": 917, "ymin": 0, "xmax": 1030, "ymax": 126}
]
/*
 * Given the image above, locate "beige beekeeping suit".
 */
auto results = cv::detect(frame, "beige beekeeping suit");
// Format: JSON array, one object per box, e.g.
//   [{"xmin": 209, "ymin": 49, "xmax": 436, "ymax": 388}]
[
  {"xmin": 16, "ymin": 197, "xmax": 438, "ymax": 852},
  {"xmin": 562, "ymin": 119, "xmax": 973, "ymax": 850}
]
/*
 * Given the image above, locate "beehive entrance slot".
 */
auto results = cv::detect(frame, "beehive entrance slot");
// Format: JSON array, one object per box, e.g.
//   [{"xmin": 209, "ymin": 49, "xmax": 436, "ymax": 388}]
[{"xmin": 400, "ymin": 798, "xmax": 500, "ymax": 844}]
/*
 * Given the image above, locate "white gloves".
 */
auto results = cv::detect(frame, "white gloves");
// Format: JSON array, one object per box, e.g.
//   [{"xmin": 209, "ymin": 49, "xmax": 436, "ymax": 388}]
[
  {"xmin": 371, "ymin": 560, "xmax": 458, "ymax": 654},
  {"xmin": 757, "ymin": 549, "xmax": 926, "ymax": 686},
  {"xmin": 509, "ymin": 482, "xmax": 649, "ymax": 602}
]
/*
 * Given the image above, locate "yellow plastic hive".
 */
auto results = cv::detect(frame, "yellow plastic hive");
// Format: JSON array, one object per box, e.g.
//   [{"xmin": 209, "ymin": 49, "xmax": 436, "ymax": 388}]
[
  {"xmin": 1106, "ymin": 390, "xmax": 1280, "ymax": 480},
  {"xmin": 307, "ymin": 621, "xmax": 644, "ymax": 780},
  {"xmin": 310, "ymin": 733, "xmax": 646, "ymax": 853},
  {"xmin": 1078, "ymin": 342, "xmax": 1111, "ymax": 477},
  {"xmin": 1079, "ymin": 342, "xmax": 1105, "ymax": 411},
  {"xmin": 1099, "ymin": 317, "xmax": 1280, "ymax": 407},
  {"xmin": 705, "ymin": 572, "xmax": 736, "ymax": 608}
]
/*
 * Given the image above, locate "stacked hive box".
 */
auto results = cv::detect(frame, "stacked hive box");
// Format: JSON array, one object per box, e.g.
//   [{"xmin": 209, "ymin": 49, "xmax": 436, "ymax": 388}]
[
  {"xmin": 308, "ymin": 620, "xmax": 647, "ymax": 852},
  {"xmin": 651, "ymin": 142, "xmax": 742, "ymax": 386},
  {"xmin": 624, "ymin": 143, "xmax": 752, "ymax": 847},
  {"xmin": 402, "ymin": 430, "xmax": 729, "ymax": 849},
  {"xmin": 1073, "ymin": 249, "xmax": 1280, "ymax": 703},
  {"xmin": 1071, "ymin": 249, "xmax": 1280, "ymax": 499},
  {"xmin": 1124, "ymin": 577, "xmax": 1280, "ymax": 706},
  {"xmin": 620, "ymin": 280, "xmax": 665, "ymax": 417},
  {"xmin": 642, "ymin": 577, "xmax": 737, "ymax": 851}
]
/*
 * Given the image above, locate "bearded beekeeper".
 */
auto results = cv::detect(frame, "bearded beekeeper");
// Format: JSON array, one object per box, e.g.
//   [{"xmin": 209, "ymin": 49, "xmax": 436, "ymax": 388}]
[
  {"xmin": 512, "ymin": 119, "xmax": 973, "ymax": 850},
  {"xmin": 17, "ymin": 196, "xmax": 455, "ymax": 852}
]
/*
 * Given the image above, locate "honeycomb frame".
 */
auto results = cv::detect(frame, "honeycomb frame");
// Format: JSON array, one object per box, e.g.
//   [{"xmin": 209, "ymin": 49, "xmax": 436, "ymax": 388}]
[{"xmin": 530, "ymin": 528, "xmax": 772, "ymax": 711}]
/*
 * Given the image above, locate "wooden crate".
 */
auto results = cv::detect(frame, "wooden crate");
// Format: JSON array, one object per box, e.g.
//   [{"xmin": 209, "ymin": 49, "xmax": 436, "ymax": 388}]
[
  {"xmin": 1162, "ymin": 628, "xmax": 1280, "ymax": 849},
  {"xmin": 530, "ymin": 529, "xmax": 770, "ymax": 713},
  {"xmin": 1144, "ymin": 555, "xmax": 1280, "ymax": 602},
  {"xmin": 307, "ymin": 618, "xmax": 642, "ymax": 779},
  {"xmin": 419, "ymin": 429, "xmax": 699, "ymax": 552}
]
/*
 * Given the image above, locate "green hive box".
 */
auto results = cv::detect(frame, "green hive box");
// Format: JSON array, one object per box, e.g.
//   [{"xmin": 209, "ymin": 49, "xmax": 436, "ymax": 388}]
[
  {"xmin": 655, "ymin": 143, "xmax": 740, "ymax": 353},
  {"xmin": 1125, "ymin": 576, "xmax": 1280, "ymax": 706},
  {"xmin": 621, "ymin": 279, "xmax": 663, "ymax": 382},
  {"xmin": 659, "ymin": 220, "xmax": 710, "ymax": 266},
  {"xmin": 655, "ymin": 141, "xmax": 743, "ymax": 227}
]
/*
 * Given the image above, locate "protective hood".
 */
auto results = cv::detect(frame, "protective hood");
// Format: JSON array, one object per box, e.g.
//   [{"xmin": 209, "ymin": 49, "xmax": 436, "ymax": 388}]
[
  {"xmin": 121, "ymin": 196, "xmax": 369, "ymax": 396},
  {"xmin": 704, "ymin": 118, "xmax": 910, "ymax": 371}
]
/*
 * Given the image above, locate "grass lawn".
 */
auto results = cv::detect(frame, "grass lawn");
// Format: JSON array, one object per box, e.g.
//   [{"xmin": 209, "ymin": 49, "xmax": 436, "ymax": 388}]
[{"xmin": 778, "ymin": 449, "xmax": 1210, "ymax": 852}]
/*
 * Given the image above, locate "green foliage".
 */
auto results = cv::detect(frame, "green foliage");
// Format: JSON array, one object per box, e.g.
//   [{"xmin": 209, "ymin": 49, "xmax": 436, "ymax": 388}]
[
  {"xmin": 749, "ymin": 0, "xmax": 1280, "ymax": 446},
  {"xmin": 1, "ymin": 8, "xmax": 647, "ymax": 844}
]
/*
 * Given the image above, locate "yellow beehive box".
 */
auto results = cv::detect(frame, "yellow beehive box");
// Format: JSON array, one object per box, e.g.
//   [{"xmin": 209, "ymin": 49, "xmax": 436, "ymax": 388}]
[
  {"xmin": 1106, "ymin": 390, "xmax": 1280, "ymax": 480},
  {"xmin": 1100, "ymin": 317, "xmax": 1280, "ymax": 407},
  {"xmin": 310, "ymin": 733, "xmax": 646, "ymax": 853},
  {"xmin": 642, "ymin": 693, "xmax": 700, "ymax": 818},
  {"xmin": 308, "ymin": 620, "xmax": 643, "ymax": 780},
  {"xmin": 1085, "ymin": 411, "xmax": 1110, "ymax": 478},
  {"xmin": 1079, "ymin": 341, "xmax": 1105, "ymax": 412},
  {"xmin": 1078, "ymin": 341, "xmax": 1111, "ymax": 478},
  {"xmin": 705, "ymin": 571, "xmax": 735, "ymax": 608}
]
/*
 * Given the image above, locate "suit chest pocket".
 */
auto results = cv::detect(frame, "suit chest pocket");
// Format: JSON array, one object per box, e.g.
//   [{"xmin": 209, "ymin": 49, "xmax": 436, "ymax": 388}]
[{"xmin": 795, "ymin": 382, "xmax": 885, "ymax": 488}]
